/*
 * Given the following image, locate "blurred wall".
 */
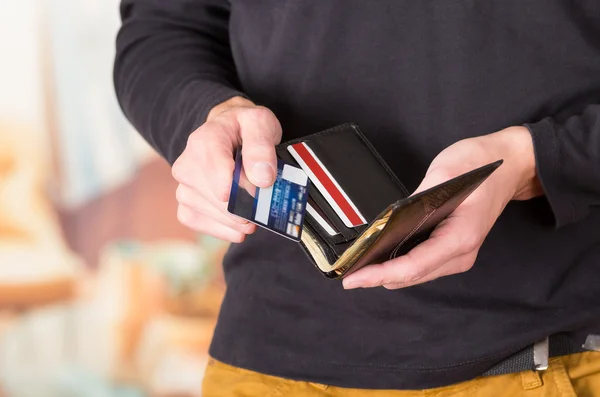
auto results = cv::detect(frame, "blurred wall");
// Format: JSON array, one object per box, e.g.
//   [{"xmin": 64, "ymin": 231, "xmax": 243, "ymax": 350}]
[
  {"xmin": 46, "ymin": 0, "xmax": 155, "ymax": 209},
  {"xmin": 0, "ymin": 0, "xmax": 46, "ymax": 139},
  {"xmin": 0, "ymin": 0, "xmax": 156, "ymax": 210}
]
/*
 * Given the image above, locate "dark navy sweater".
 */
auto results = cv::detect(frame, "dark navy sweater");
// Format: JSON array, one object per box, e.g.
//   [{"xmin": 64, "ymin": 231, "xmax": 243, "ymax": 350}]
[{"xmin": 115, "ymin": 0, "xmax": 600, "ymax": 389}]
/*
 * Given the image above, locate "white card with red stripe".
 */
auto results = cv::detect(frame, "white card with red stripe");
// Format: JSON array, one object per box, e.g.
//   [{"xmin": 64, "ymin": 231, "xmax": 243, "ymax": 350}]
[{"xmin": 288, "ymin": 142, "xmax": 367, "ymax": 228}]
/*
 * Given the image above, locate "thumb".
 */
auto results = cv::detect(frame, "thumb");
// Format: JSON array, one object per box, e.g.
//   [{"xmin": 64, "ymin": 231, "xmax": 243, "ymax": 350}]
[
  {"xmin": 237, "ymin": 107, "xmax": 282, "ymax": 188},
  {"xmin": 412, "ymin": 167, "xmax": 457, "ymax": 196}
]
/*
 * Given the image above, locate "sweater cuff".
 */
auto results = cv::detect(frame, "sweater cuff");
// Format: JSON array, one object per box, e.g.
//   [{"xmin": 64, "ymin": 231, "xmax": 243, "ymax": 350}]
[
  {"xmin": 163, "ymin": 80, "xmax": 249, "ymax": 165},
  {"xmin": 524, "ymin": 118, "xmax": 581, "ymax": 229}
]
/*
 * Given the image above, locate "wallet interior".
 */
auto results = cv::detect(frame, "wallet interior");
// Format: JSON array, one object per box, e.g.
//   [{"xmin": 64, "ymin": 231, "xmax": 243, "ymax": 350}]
[
  {"xmin": 329, "ymin": 160, "xmax": 503, "ymax": 278},
  {"xmin": 275, "ymin": 123, "xmax": 408, "ymax": 261},
  {"xmin": 276, "ymin": 123, "xmax": 502, "ymax": 279}
]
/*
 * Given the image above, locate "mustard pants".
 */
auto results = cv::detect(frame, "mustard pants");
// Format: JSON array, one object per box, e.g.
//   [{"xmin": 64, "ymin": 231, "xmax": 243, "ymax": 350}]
[{"xmin": 202, "ymin": 352, "xmax": 600, "ymax": 396}]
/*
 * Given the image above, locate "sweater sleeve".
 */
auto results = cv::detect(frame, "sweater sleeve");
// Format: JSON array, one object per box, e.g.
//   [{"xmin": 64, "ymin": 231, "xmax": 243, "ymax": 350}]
[
  {"xmin": 525, "ymin": 103, "xmax": 600, "ymax": 229},
  {"xmin": 114, "ymin": 0, "xmax": 247, "ymax": 164}
]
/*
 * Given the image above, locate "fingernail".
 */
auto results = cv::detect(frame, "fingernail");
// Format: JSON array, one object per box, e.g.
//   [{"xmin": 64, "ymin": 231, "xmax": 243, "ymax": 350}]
[{"xmin": 251, "ymin": 162, "xmax": 275, "ymax": 184}]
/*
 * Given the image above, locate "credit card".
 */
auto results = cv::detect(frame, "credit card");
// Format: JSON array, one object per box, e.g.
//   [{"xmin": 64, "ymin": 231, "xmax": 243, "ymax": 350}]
[
  {"xmin": 227, "ymin": 149, "xmax": 310, "ymax": 241},
  {"xmin": 287, "ymin": 142, "xmax": 367, "ymax": 228}
]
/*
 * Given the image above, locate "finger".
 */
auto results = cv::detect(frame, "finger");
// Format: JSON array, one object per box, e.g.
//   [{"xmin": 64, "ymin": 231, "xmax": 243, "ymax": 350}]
[
  {"xmin": 382, "ymin": 250, "xmax": 478, "ymax": 290},
  {"xmin": 176, "ymin": 169, "xmax": 260, "ymax": 228},
  {"xmin": 175, "ymin": 168, "xmax": 237, "ymax": 212},
  {"xmin": 177, "ymin": 205, "xmax": 247, "ymax": 243},
  {"xmin": 342, "ymin": 215, "xmax": 481, "ymax": 289},
  {"xmin": 412, "ymin": 167, "xmax": 457, "ymax": 196},
  {"xmin": 173, "ymin": 121, "xmax": 237, "ymax": 202},
  {"xmin": 237, "ymin": 107, "xmax": 282, "ymax": 187},
  {"xmin": 176, "ymin": 185, "xmax": 257, "ymax": 233},
  {"xmin": 197, "ymin": 122, "xmax": 238, "ymax": 202}
]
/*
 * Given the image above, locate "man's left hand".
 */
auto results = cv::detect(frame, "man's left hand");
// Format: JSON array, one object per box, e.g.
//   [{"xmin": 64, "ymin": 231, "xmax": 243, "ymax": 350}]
[{"xmin": 342, "ymin": 126, "xmax": 543, "ymax": 290}]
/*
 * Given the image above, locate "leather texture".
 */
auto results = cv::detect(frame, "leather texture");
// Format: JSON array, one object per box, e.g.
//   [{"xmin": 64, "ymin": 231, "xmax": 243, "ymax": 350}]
[
  {"xmin": 276, "ymin": 123, "xmax": 502, "ymax": 278},
  {"xmin": 339, "ymin": 160, "xmax": 502, "ymax": 278},
  {"xmin": 276, "ymin": 123, "xmax": 407, "ymax": 246}
]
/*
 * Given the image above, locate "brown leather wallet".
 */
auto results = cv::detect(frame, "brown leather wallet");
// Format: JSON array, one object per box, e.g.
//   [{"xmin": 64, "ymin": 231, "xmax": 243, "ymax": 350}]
[{"xmin": 276, "ymin": 123, "xmax": 502, "ymax": 279}]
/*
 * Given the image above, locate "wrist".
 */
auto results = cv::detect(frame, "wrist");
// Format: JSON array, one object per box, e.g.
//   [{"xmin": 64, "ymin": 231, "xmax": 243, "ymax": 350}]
[
  {"xmin": 207, "ymin": 96, "xmax": 255, "ymax": 122},
  {"xmin": 491, "ymin": 126, "xmax": 543, "ymax": 200}
]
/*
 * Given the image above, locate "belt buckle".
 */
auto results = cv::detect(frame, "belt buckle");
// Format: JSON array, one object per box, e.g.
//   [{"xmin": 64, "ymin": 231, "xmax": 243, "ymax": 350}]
[
  {"xmin": 533, "ymin": 337, "xmax": 549, "ymax": 371},
  {"xmin": 583, "ymin": 334, "xmax": 600, "ymax": 352}
]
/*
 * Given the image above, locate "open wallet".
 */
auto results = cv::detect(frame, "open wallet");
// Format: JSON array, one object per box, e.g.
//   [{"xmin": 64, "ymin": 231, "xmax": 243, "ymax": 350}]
[{"xmin": 274, "ymin": 123, "xmax": 503, "ymax": 279}]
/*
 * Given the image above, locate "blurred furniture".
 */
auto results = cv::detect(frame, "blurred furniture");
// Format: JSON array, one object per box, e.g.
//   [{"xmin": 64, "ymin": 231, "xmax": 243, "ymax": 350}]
[
  {"xmin": 0, "ymin": 122, "xmax": 81, "ymax": 309},
  {"xmin": 0, "ymin": 266, "xmax": 75, "ymax": 308},
  {"xmin": 0, "ymin": 122, "xmax": 83, "ymax": 395},
  {"xmin": 0, "ymin": 239, "xmax": 226, "ymax": 397},
  {"xmin": 78, "ymin": 240, "xmax": 224, "ymax": 397}
]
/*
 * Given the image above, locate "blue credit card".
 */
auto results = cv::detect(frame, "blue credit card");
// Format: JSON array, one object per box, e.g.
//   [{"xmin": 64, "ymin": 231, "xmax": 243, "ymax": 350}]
[{"xmin": 227, "ymin": 149, "xmax": 310, "ymax": 241}]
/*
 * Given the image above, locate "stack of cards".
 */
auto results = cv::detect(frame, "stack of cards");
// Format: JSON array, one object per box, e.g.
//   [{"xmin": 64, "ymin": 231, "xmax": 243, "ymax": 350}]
[
  {"xmin": 228, "ymin": 139, "xmax": 372, "ymax": 243},
  {"xmin": 227, "ymin": 149, "xmax": 310, "ymax": 241},
  {"xmin": 228, "ymin": 123, "xmax": 501, "ymax": 279},
  {"xmin": 288, "ymin": 142, "xmax": 367, "ymax": 237}
]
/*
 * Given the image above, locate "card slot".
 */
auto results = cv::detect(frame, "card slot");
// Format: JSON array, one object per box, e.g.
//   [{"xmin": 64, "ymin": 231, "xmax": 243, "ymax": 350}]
[
  {"xmin": 307, "ymin": 188, "xmax": 359, "ymax": 240},
  {"xmin": 275, "ymin": 145, "xmax": 297, "ymax": 166},
  {"xmin": 306, "ymin": 217, "xmax": 346, "ymax": 245},
  {"xmin": 306, "ymin": 198, "xmax": 348, "ymax": 245},
  {"xmin": 300, "ymin": 126, "xmax": 407, "ymax": 222},
  {"xmin": 277, "ymin": 145, "xmax": 359, "ymax": 241}
]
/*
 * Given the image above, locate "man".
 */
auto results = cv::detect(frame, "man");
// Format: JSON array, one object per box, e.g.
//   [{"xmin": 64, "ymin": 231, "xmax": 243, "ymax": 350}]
[{"xmin": 114, "ymin": 1, "xmax": 600, "ymax": 395}]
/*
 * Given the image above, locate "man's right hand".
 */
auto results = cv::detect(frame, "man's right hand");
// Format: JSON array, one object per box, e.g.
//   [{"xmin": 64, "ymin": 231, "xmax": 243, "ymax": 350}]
[{"xmin": 171, "ymin": 97, "xmax": 282, "ymax": 242}]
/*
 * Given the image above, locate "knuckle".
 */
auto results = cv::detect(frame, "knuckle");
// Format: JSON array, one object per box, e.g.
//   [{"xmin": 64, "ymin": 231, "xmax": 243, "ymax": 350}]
[
  {"xmin": 182, "ymin": 135, "xmax": 234, "ymax": 189},
  {"xmin": 248, "ymin": 106, "xmax": 275, "ymax": 123},
  {"xmin": 403, "ymin": 250, "xmax": 419, "ymax": 264},
  {"xmin": 188, "ymin": 123, "xmax": 228, "ymax": 151},
  {"xmin": 239, "ymin": 107, "xmax": 282, "ymax": 142},
  {"xmin": 459, "ymin": 233, "xmax": 481, "ymax": 254},
  {"xmin": 177, "ymin": 206, "xmax": 201, "ymax": 231},
  {"xmin": 176, "ymin": 206, "xmax": 190, "ymax": 226},
  {"xmin": 444, "ymin": 233, "xmax": 463, "ymax": 254},
  {"xmin": 175, "ymin": 185, "xmax": 187, "ymax": 204},
  {"xmin": 185, "ymin": 131, "xmax": 210, "ymax": 157},
  {"xmin": 190, "ymin": 136, "xmax": 212, "ymax": 158},
  {"xmin": 172, "ymin": 158, "xmax": 201, "ymax": 187},
  {"xmin": 403, "ymin": 269, "xmax": 426, "ymax": 284},
  {"xmin": 244, "ymin": 134, "xmax": 273, "ymax": 150},
  {"xmin": 175, "ymin": 186, "xmax": 203, "ymax": 212},
  {"xmin": 186, "ymin": 128, "xmax": 202, "ymax": 144},
  {"xmin": 201, "ymin": 133, "xmax": 236, "ymax": 165},
  {"xmin": 211, "ymin": 139, "xmax": 235, "ymax": 161},
  {"xmin": 379, "ymin": 264, "xmax": 401, "ymax": 286},
  {"xmin": 171, "ymin": 161, "xmax": 185, "ymax": 182},
  {"xmin": 370, "ymin": 277, "xmax": 386, "ymax": 287}
]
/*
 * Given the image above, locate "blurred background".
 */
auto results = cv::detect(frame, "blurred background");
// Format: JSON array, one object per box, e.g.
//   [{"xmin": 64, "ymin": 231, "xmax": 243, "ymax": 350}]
[{"xmin": 0, "ymin": 1, "xmax": 229, "ymax": 396}]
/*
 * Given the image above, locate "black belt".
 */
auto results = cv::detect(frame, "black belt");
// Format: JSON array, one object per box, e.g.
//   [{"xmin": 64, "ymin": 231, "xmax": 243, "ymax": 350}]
[{"xmin": 483, "ymin": 333, "xmax": 589, "ymax": 377}]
